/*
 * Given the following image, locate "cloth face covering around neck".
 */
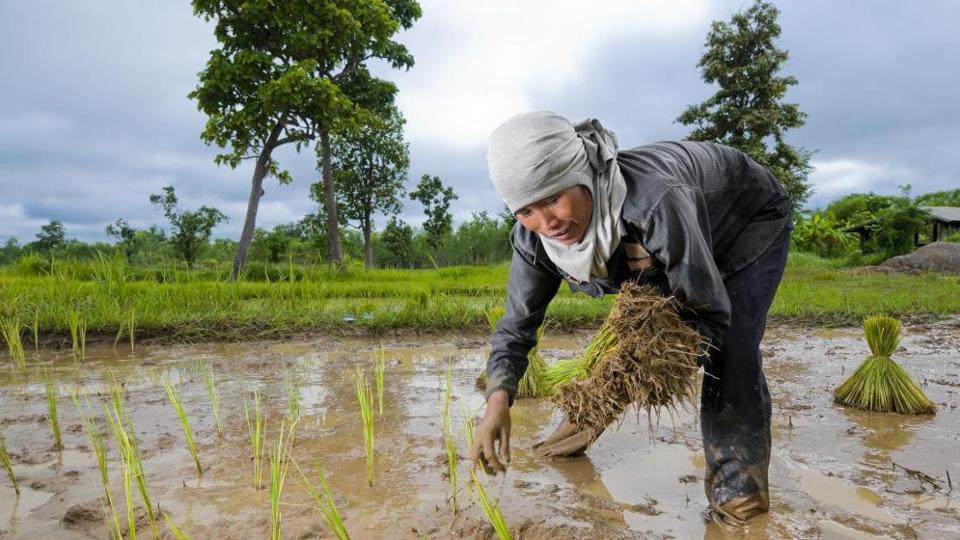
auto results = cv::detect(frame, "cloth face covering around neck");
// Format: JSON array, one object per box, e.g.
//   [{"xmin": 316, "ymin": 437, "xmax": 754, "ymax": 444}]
[{"xmin": 486, "ymin": 112, "xmax": 627, "ymax": 282}]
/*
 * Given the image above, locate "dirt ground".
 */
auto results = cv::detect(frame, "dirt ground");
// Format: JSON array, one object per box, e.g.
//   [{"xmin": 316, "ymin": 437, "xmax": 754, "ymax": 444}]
[{"xmin": 1, "ymin": 318, "xmax": 959, "ymax": 539}]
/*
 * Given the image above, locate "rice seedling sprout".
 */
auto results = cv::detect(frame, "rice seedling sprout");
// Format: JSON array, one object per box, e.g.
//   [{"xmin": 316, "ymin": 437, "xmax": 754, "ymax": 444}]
[
  {"xmin": 442, "ymin": 362, "xmax": 459, "ymax": 513},
  {"xmin": 32, "ymin": 313, "xmax": 39, "ymax": 353},
  {"xmin": 68, "ymin": 310, "xmax": 88, "ymax": 360},
  {"xmin": 294, "ymin": 460, "xmax": 349, "ymax": 540},
  {"xmin": 121, "ymin": 453, "xmax": 137, "ymax": 540},
  {"xmin": 374, "ymin": 345, "xmax": 386, "ymax": 417},
  {"xmin": 163, "ymin": 513, "xmax": 192, "ymax": 540},
  {"xmin": 127, "ymin": 309, "xmax": 136, "ymax": 350},
  {"xmin": 200, "ymin": 363, "xmax": 223, "ymax": 438},
  {"xmin": 161, "ymin": 376, "xmax": 202, "ymax": 476},
  {"xmin": 104, "ymin": 394, "xmax": 160, "ymax": 539},
  {"xmin": 244, "ymin": 390, "xmax": 266, "ymax": 489},
  {"xmin": 469, "ymin": 468, "xmax": 511, "ymax": 540},
  {"xmin": 355, "ymin": 366, "xmax": 375, "ymax": 487},
  {"xmin": 0, "ymin": 432, "xmax": 18, "ymax": 495},
  {"xmin": 1, "ymin": 318, "xmax": 26, "ymax": 369},
  {"xmin": 284, "ymin": 369, "xmax": 301, "ymax": 424},
  {"xmin": 269, "ymin": 420, "xmax": 297, "ymax": 540},
  {"xmin": 70, "ymin": 390, "xmax": 123, "ymax": 538},
  {"xmin": 124, "ymin": 416, "xmax": 160, "ymax": 539},
  {"xmin": 43, "ymin": 374, "xmax": 63, "ymax": 450}
]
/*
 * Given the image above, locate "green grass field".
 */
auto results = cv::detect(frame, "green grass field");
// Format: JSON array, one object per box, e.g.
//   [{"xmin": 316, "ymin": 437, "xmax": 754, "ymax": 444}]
[{"xmin": 1, "ymin": 253, "xmax": 958, "ymax": 348}]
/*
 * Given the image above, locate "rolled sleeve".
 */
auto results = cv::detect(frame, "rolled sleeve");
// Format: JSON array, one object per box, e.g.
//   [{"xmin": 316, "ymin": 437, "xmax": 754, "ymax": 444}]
[
  {"xmin": 642, "ymin": 186, "xmax": 731, "ymax": 351},
  {"xmin": 486, "ymin": 243, "xmax": 561, "ymax": 405}
]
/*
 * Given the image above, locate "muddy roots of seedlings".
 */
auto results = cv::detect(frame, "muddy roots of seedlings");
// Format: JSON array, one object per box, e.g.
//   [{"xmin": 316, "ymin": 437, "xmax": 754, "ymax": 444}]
[
  {"xmin": 553, "ymin": 283, "xmax": 703, "ymax": 432},
  {"xmin": 834, "ymin": 315, "xmax": 936, "ymax": 415}
]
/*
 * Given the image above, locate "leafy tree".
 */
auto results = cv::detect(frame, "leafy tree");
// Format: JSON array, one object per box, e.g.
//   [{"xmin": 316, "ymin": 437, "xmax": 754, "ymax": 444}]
[
  {"xmin": 380, "ymin": 216, "xmax": 416, "ymax": 267},
  {"xmin": 0, "ymin": 238, "xmax": 20, "ymax": 265},
  {"xmin": 250, "ymin": 224, "xmax": 298, "ymax": 264},
  {"xmin": 328, "ymin": 107, "xmax": 410, "ymax": 268},
  {"xmin": 149, "ymin": 186, "xmax": 227, "ymax": 269},
  {"xmin": 914, "ymin": 189, "xmax": 960, "ymax": 207},
  {"xmin": 678, "ymin": 0, "xmax": 812, "ymax": 211},
  {"xmin": 190, "ymin": 0, "xmax": 422, "ymax": 277},
  {"xmin": 867, "ymin": 201, "xmax": 930, "ymax": 258},
  {"xmin": 447, "ymin": 211, "xmax": 513, "ymax": 265},
  {"xmin": 825, "ymin": 192, "xmax": 901, "ymax": 225},
  {"xmin": 34, "ymin": 220, "xmax": 66, "ymax": 253},
  {"xmin": 791, "ymin": 212, "xmax": 854, "ymax": 258},
  {"xmin": 410, "ymin": 174, "xmax": 458, "ymax": 250},
  {"xmin": 105, "ymin": 218, "xmax": 137, "ymax": 262}
]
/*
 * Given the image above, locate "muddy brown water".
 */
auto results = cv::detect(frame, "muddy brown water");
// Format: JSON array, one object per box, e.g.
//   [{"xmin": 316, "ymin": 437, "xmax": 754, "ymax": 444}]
[{"xmin": 1, "ymin": 320, "xmax": 959, "ymax": 539}]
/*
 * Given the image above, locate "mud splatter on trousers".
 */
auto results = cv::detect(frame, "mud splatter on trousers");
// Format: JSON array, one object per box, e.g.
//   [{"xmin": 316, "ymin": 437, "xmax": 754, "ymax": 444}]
[{"xmin": 701, "ymin": 226, "xmax": 790, "ymax": 522}]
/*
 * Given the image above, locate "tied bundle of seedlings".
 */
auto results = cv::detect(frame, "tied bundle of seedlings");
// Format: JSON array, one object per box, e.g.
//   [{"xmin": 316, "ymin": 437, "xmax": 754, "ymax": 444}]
[
  {"xmin": 553, "ymin": 283, "xmax": 703, "ymax": 433},
  {"xmin": 478, "ymin": 306, "xmax": 550, "ymax": 399},
  {"xmin": 834, "ymin": 315, "xmax": 936, "ymax": 415},
  {"xmin": 541, "ymin": 320, "xmax": 616, "ymax": 395}
]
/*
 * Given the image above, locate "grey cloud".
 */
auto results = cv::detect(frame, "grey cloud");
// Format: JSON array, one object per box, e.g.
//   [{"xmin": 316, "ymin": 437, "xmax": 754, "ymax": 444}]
[{"xmin": 2, "ymin": 1, "xmax": 958, "ymax": 243}]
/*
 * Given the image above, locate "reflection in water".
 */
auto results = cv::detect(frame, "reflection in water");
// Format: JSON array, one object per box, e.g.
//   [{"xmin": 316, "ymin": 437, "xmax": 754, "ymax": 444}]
[{"xmin": 839, "ymin": 405, "xmax": 933, "ymax": 487}]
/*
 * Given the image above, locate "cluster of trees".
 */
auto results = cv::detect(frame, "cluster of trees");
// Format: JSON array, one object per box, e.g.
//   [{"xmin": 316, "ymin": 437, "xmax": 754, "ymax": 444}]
[
  {"xmin": 792, "ymin": 188, "xmax": 960, "ymax": 260},
  {"xmin": 188, "ymin": 0, "xmax": 423, "ymax": 277},
  {"xmin": 0, "ymin": 207, "xmax": 515, "ymax": 270}
]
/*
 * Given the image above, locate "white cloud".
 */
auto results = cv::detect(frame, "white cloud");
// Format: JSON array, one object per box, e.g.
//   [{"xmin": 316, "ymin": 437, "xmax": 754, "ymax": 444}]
[
  {"xmin": 807, "ymin": 158, "xmax": 915, "ymax": 208},
  {"xmin": 395, "ymin": 0, "xmax": 711, "ymax": 148},
  {"xmin": 0, "ymin": 203, "xmax": 46, "ymax": 243}
]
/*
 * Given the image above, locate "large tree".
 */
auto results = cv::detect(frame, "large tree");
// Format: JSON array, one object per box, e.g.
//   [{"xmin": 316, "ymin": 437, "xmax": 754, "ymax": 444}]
[
  {"xmin": 327, "ymin": 107, "xmax": 410, "ymax": 268},
  {"xmin": 189, "ymin": 0, "xmax": 421, "ymax": 277},
  {"xmin": 678, "ymin": 0, "xmax": 812, "ymax": 211},
  {"xmin": 410, "ymin": 174, "xmax": 458, "ymax": 250}
]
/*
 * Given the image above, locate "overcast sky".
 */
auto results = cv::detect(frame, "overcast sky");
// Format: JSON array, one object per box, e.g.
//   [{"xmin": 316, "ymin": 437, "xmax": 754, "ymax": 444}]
[{"xmin": 1, "ymin": 1, "xmax": 958, "ymax": 243}]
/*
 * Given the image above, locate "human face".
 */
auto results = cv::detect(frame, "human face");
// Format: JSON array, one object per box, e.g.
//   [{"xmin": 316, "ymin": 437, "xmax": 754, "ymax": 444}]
[{"xmin": 514, "ymin": 185, "xmax": 593, "ymax": 245}]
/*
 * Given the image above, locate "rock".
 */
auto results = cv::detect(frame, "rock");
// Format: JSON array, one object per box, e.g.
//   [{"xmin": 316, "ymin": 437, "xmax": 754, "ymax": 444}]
[{"xmin": 880, "ymin": 242, "xmax": 960, "ymax": 274}]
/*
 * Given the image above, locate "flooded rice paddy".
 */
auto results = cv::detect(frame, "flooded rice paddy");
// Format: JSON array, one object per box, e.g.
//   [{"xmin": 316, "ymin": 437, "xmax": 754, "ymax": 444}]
[{"xmin": 1, "ymin": 319, "xmax": 959, "ymax": 539}]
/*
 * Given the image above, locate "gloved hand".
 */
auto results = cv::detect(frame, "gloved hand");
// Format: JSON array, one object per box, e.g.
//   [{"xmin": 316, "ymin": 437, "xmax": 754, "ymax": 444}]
[
  {"xmin": 470, "ymin": 389, "xmax": 511, "ymax": 474},
  {"xmin": 532, "ymin": 418, "xmax": 604, "ymax": 457}
]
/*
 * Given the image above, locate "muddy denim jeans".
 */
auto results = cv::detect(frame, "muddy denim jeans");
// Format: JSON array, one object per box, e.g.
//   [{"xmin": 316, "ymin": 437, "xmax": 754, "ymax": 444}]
[{"xmin": 700, "ymin": 225, "xmax": 790, "ymax": 520}]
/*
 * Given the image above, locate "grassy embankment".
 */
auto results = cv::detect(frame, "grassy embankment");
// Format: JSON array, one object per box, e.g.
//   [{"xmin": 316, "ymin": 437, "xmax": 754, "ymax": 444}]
[{"xmin": 0, "ymin": 253, "xmax": 958, "ymax": 348}]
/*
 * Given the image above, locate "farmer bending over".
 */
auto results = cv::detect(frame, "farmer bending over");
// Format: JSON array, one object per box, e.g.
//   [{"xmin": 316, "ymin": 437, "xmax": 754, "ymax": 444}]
[{"xmin": 469, "ymin": 111, "xmax": 791, "ymax": 522}]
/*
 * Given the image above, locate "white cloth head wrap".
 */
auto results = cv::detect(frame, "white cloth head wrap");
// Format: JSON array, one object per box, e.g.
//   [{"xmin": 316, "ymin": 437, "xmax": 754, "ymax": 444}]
[{"xmin": 487, "ymin": 111, "xmax": 627, "ymax": 282}]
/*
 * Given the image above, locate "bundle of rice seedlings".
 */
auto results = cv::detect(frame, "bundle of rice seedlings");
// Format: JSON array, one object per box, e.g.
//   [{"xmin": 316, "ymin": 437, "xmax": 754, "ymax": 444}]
[
  {"xmin": 478, "ymin": 307, "xmax": 550, "ymax": 399},
  {"xmin": 541, "ymin": 321, "xmax": 617, "ymax": 396},
  {"xmin": 834, "ymin": 315, "xmax": 936, "ymax": 415},
  {"xmin": 553, "ymin": 283, "xmax": 703, "ymax": 433}
]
